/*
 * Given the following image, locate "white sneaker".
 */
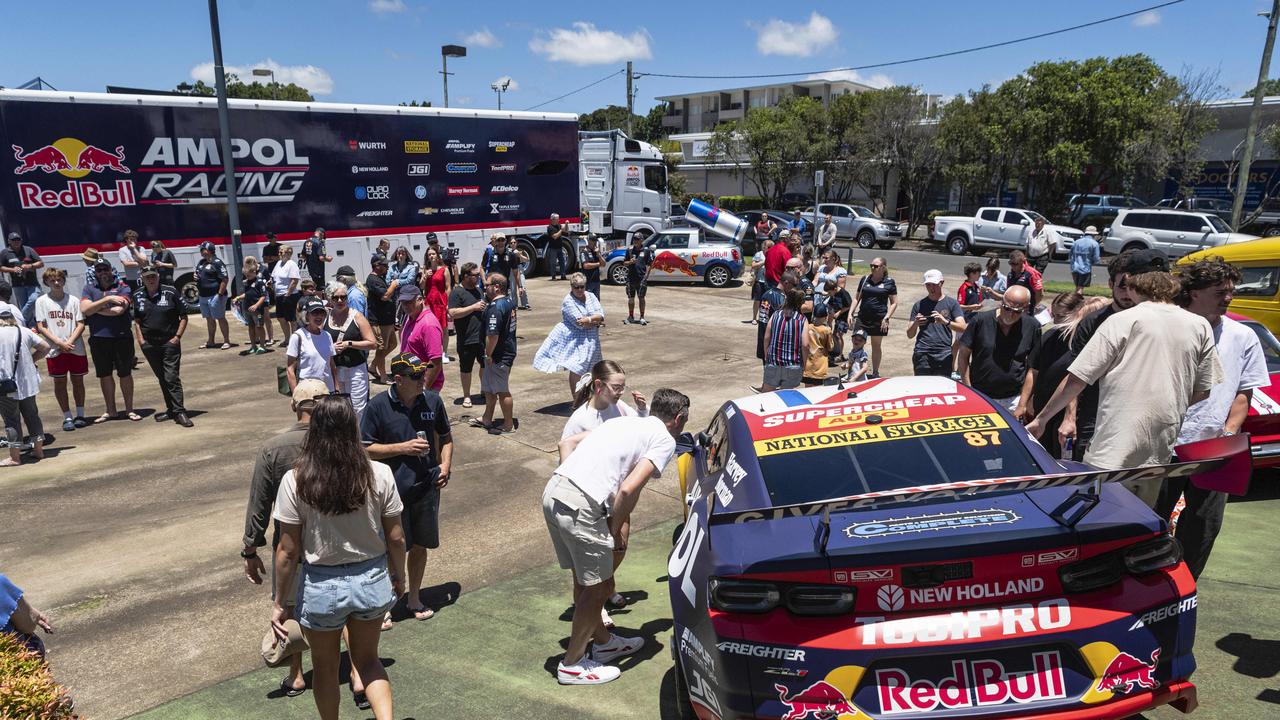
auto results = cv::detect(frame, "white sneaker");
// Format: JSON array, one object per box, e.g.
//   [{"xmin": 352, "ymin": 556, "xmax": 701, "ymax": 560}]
[
  {"xmin": 601, "ymin": 607, "xmax": 615, "ymax": 627},
  {"xmin": 557, "ymin": 657, "xmax": 621, "ymax": 685},
  {"xmin": 442, "ymin": 355, "xmax": 452, "ymax": 363},
  {"xmin": 592, "ymin": 633, "xmax": 645, "ymax": 664}
]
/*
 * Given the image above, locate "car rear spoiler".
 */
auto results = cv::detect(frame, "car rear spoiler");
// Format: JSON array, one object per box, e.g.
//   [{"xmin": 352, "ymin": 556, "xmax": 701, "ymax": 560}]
[{"xmin": 708, "ymin": 435, "xmax": 1251, "ymax": 528}]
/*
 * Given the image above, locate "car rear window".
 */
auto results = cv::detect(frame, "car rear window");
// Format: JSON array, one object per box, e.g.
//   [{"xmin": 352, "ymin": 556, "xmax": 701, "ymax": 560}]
[{"xmin": 755, "ymin": 418, "xmax": 1042, "ymax": 507}]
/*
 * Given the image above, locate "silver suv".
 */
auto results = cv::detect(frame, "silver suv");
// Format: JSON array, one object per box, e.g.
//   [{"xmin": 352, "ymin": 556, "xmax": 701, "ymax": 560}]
[
  {"xmin": 802, "ymin": 203, "xmax": 903, "ymax": 249},
  {"xmin": 1103, "ymin": 208, "xmax": 1256, "ymax": 258}
]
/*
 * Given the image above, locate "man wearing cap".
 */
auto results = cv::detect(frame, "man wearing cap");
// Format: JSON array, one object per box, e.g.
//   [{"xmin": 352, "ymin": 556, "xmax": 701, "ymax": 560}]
[
  {"xmin": 194, "ymin": 241, "xmax": 232, "ymax": 349},
  {"xmin": 1070, "ymin": 226, "xmax": 1102, "ymax": 293},
  {"xmin": 397, "ymin": 284, "xmax": 444, "ymax": 393},
  {"xmin": 547, "ymin": 213, "xmax": 567, "ymax": 281},
  {"xmin": 622, "ymin": 232, "xmax": 654, "ymax": 325},
  {"xmin": 0, "ymin": 231, "xmax": 43, "ymax": 326},
  {"xmin": 787, "ymin": 209, "xmax": 808, "ymax": 240},
  {"xmin": 1006, "ymin": 250, "xmax": 1044, "ymax": 308},
  {"xmin": 298, "ymin": 227, "xmax": 332, "ymax": 283},
  {"xmin": 1028, "ymin": 250, "xmax": 1222, "ymax": 506},
  {"xmin": 365, "ymin": 255, "xmax": 397, "ymax": 384},
  {"xmin": 447, "ymin": 262, "xmax": 488, "ymax": 408},
  {"xmin": 481, "ymin": 234, "xmax": 520, "ymax": 307},
  {"xmin": 242, "ymin": 378, "xmax": 328, "ymax": 697},
  {"xmin": 334, "ymin": 265, "xmax": 367, "ymax": 317},
  {"xmin": 481, "ymin": 273, "xmax": 518, "ymax": 433},
  {"xmin": 363, "ymin": 353, "xmax": 453, "ymax": 621},
  {"xmin": 906, "ymin": 269, "xmax": 966, "ymax": 377},
  {"xmin": 117, "ymin": 229, "xmax": 147, "ymax": 291},
  {"xmin": 1026, "ymin": 216, "xmax": 1057, "ymax": 274},
  {"xmin": 956, "ymin": 285, "xmax": 1040, "ymax": 419},
  {"xmin": 132, "ymin": 265, "xmax": 191, "ymax": 427},
  {"xmin": 579, "ymin": 234, "xmax": 604, "ymax": 299},
  {"xmin": 81, "ymin": 259, "xmax": 140, "ymax": 422}
]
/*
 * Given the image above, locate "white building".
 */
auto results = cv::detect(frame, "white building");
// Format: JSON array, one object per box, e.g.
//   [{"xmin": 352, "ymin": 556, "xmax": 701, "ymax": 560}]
[{"xmin": 656, "ymin": 78, "xmax": 877, "ymax": 134}]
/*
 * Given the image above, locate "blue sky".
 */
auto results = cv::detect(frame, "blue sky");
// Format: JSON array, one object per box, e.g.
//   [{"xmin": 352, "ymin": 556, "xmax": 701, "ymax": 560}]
[{"xmin": 0, "ymin": 0, "xmax": 1274, "ymax": 114}]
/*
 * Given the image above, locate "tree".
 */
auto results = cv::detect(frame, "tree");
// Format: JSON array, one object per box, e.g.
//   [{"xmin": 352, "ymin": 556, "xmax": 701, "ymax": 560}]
[
  {"xmin": 399, "ymin": 100, "xmax": 434, "ymax": 107},
  {"xmin": 1243, "ymin": 78, "xmax": 1280, "ymax": 98},
  {"xmin": 577, "ymin": 104, "xmax": 666, "ymax": 142},
  {"xmin": 820, "ymin": 91, "xmax": 876, "ymax": 202},
  {"xmin": 860, "ymin": 86, "xmax": 945, "ymax": 236},
  {"xmin": 173, "ymin": 74, "xmax": 314, "ymax": 102},
  {"xmin": 1154, "ymin": 68, "xmax": 1223, "ymax": 201},
  {"xmin": 706, "ymin": 96, "xmax": 828, "ymax": 207}
]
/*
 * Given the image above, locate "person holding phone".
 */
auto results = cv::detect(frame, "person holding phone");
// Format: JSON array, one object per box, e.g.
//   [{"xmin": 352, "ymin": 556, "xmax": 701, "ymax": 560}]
[{"xmin": 905, "ymin": 269, "xmax": 966, "ymax": 377}]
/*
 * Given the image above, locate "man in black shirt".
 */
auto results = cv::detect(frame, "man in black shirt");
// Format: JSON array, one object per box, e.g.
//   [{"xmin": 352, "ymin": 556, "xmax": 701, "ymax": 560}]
[
  {"xmin": 0, "ymin": 231, "xmax": 44, "ymax": 325},
  {"xmin": 482, "ymin": 273, "xmax": 518, "ymax": 434},
  {"xmin": 482, "ymin": 234, "xmax": 520, "ymax": 307},
  {"xmin": 132, "ymin": 265, "xmax": 191, "ymax": 427},
  {"xmin": 298, "ymin": 227, "xmax": 331, "ymax": 282},
  {"xmin": 147, "ymin": 241, "xmax": 177, "ymax": 287},
  {"xmin": 956, "ymin": 285, "xmax": 1040, "ymax": 422},
  {"xmin": 365, "ymin": 254, "xmax": 397, "ymax": 384},
  {"xmin": 579, "ymin": 234, "xmax": 604, "ymax": 299},
  {"xmin": 363, "ymin": 352, "xmax": 453, "ymax": 621},
  {"xmin": 446, "ymin": 262, "xmax": 487, "ymax": 408},
  {"xmin": 623, "ymin": 234, "xmax": 654, "ymax": 325},
  {"xmin": 546, "ymin": 213, "xmax": 567, "ymax": 280}
]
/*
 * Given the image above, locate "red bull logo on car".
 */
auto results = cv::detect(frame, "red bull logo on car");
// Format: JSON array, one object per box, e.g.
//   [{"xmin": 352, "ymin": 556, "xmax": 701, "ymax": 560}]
[
  {"xmin": 12, "ymin": 138, "xmax": 135, "ymax": 209},
  {"xmin": 1095, "ymin": 649, "xmax": 1159, "ymax": 695},
  {"xmin": 775, "ymin": 681, "xmax": 862, "ymax": 719},
  {"xmin": 652, "ymin": 250, "xmax": 698, "ymax": 277},
  {"xmin": 877, "ymin": 651, "xmax": 1066, "ymax": 714}
]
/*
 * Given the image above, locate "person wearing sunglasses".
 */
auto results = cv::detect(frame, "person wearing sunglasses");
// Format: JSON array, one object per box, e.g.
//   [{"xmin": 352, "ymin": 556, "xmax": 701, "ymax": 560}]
[
  {"xmin": 286, "ymin": 297, "xmax": 337, "ymax": 393},
  {"xmin": 325, "ymin": 281, "xmax": 377, "ymax": 423},
  {"xmin": 363, "ymin": 352, "xmax": 452, "ymax": 624},
  {"xmin": 955, "ymin": 285, "xmax": 1040, "ymax": 422},
  {"xmin": 851, "ymin": 257, "xmax": 897, "ymax": 378}
]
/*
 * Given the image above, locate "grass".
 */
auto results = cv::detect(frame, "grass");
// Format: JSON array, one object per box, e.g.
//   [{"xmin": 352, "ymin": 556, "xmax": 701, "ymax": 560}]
[{"xmin": 1043, "ymin": 280, "xmax": 1113, "ymax": 298}]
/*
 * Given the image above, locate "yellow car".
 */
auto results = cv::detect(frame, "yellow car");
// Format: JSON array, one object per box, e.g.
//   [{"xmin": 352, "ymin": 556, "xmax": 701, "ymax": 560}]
[{"xmin": 1179, "ymin": 236, "xmax": 1280, "ymax": 337}]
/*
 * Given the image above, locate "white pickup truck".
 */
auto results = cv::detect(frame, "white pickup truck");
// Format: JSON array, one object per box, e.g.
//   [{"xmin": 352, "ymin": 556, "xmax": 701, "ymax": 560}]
[{"xmin": 932, "ymin": 207, "xmax": 1083, "ymax": 257}]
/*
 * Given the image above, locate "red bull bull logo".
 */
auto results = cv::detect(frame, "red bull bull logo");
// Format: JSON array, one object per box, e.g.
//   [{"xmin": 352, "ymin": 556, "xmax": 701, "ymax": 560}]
[
  {"xmin": 12, "ymin": 138, "xmax": 135, "ymax": 209},
  {"xmin": 652, "ymin": 250, "xmax": 698, "ymax": 277},
  {"xmin": 775, "ymin": 681, "xmax": 860, "ymax": 719},
  {"xmin": 1095, "ymin": 649, "xmax": 1159, "ymax": 695}
]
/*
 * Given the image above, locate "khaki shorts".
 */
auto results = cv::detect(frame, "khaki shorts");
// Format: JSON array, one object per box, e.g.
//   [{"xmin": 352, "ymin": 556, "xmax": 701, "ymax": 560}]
[
  {"xmin": 542, "ymin": 475, "xmax": 614, "ymax": 586},
  {"xmin": 481, "ymin": 361, "xmax": 511, "ymax": 394}
]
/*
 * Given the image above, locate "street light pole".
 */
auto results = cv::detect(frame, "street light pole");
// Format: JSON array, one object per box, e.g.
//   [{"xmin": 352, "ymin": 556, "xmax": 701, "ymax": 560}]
[
  {"xmin": 206, "ymin": 0, "xmax": 244, "ymax": 294},
  {"xmin": 1232, "ymin": 0, "xmax": 1280, "ymax": 230},
  {"xmin": 252, "ymin": 67, "xmax": 277, "ymax": 101},
  {"xmin": 440, "ymin": 45, "xmax": 466, "ymax": 108},
  {"xmin": 491, "ymin": 78, "xmax": 510, "ymax": 110}
]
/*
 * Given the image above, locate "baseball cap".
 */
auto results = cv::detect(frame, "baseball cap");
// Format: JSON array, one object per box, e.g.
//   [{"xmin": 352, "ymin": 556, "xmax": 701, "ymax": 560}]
[
  {"xmin": 779, "ymin": 229, "xmax": 792, "ymax": 238},
  {"xmin": 6, "ymin": 232, "xmax": 20, "ymax": 242},
  {"xmin": 93, "ymin": 259, "xmax": 114, "ymax": 272},
  {"xmin": 390, "ymin": 352, "xmax": 431, "ymax": 376},
  {"xmin": 140, "ymin": 264, "xmax": 159, "ymax": 276},
  {"xmin": 199, "ymin": 241, "xmax": 216, "ymax": 253},
  {"xmin": 291, "ymin": 378, "xmax": 329, "ymax": 405},
  {"xmin": 813, "ymin": 303, "xmax": 829, "ymax": 319},
  {"xmin": 397, "ymin": 283, "xmax": 422, "ymax": 301},
  {"xmin": 851, "ymin": 329, "xmax": 868, "ymax": 339},
  {"xmin": 0, "ymin": 308, "xmax": 13, "ymax": 319},
  {"xmin": 299, "ymin": 297, "xmax": 328, "ymax": 315},
  {"xmin": 262, "ymin": 619, "xmax": 309, "ymax": 668},
  {"xmin": 426, "ymin": 232, "xmax": 440, "ymax": 244},
  {"xmin": 491, "ymin": 232, "xmax": 507, "ymax": 242},
  {"xmin": 371, "ymin": 253, "xmax": 388, "ymax": 266},
  {"xmin": 1123, "ymin": 248, "xmax": 1169, "ymax": 275},
  {"xmin": 923, "ymin": 269, "xmax": 944, "ymax": 285},
  {"xmin": 1084, "ymin": 225, "xmax": 1099, "ymax": 234},
  {"xmin": 333, "ymin": 265, "xmax": 356, "ymax": 278}
]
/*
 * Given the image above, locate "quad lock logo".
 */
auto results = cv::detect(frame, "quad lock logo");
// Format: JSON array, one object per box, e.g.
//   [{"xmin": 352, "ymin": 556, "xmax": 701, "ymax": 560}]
[{"xmin": 355, "ymin": 185, "xmax": 390, "ymax": 200}]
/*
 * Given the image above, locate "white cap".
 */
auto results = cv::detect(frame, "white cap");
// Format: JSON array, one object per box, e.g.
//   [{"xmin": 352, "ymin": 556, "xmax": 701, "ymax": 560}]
[
  {"xmin": 923, "ymin": 269, "xmax": 944, "ymax": 285},
  {"xmin": 1084, "ymin": 225, "xmax": 1098, "ymax": 234},
  {"xmin": 779, "ymin": 229, "xmax": 792, "ymax": 237}
]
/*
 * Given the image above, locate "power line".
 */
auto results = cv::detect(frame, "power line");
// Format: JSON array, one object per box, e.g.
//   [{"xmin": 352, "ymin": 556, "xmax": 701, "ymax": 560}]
[
  {"xmin": 636, "ymin": 0, "xmax": 1186, "ymax": 81},
  {"xmin": 524, "ymin": 69, "xmax": 625, "ymax": 111}
]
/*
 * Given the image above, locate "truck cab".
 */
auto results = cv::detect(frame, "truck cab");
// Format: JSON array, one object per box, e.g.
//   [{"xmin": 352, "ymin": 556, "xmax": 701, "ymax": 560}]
[{"xmin": 579, "ymin": 130, "xmax": 670, "ymax": 243}]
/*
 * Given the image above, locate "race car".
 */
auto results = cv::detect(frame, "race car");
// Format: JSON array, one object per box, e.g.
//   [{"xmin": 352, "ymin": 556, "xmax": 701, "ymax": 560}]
[
  {"xmin": 605, "ymin": 228, "xmax": 743, "ymax": 288},
  {"xmin": 1231, "ymin": 312, "xmax": 1280, "ymax": 468},
  {"xmin": 666, "ymin": 376, "xmax": 1245, "ymax": 720}
]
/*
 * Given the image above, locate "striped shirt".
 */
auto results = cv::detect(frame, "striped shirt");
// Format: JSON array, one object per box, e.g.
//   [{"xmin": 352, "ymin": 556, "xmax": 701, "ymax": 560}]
[{"xmin": 766, "ymin": 309, "xmax": 807, "ymax": 367}]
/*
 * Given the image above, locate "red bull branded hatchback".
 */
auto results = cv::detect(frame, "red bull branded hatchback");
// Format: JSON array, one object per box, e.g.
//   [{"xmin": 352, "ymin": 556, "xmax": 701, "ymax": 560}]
[{"xmin": 667, "ymin": 376, "xmax": 1250, "ymax": 720}]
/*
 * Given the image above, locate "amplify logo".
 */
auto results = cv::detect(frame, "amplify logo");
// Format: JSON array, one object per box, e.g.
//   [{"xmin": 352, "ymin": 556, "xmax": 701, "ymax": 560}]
[
  {"xmin": 13, "ymin": 138, "xmax": 135, "ymax": 209},
  {"xmin": 444, "ymin": 139, "xmax": 476, "ymax": 153},
  {"xmin": 348, "ymin": 140, "xmax": 387, "ymax": 150},
  {"xmin": 404, "ymin": 140, "xmax": 430, "ymax": 153},
  {"xmin": 489, "ymin": 162, "xmax": 517, "ymax": 173},
  {"xmin": 447, "ymin": 186, "xmax": 479, "ymax": 196},
  {"xmin": 446, "ymin": 162, "xmax": 478, "ymax": 174}
]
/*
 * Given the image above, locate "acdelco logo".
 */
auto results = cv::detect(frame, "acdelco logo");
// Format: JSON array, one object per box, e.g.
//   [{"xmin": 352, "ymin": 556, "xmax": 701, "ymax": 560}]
[
  {"xmin": 13, "ymin": 138, "xmax": 136, "ymax": 209},
  {"xmin": 490, "ymin": 184, "xmax": 518, "ymax": 193}
]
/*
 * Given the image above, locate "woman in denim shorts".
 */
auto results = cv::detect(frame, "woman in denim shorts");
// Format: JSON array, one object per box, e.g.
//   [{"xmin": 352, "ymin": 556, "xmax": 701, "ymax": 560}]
[{"xmin": 271, "ymin": 396, "xmax": 408, "ymax": 719}]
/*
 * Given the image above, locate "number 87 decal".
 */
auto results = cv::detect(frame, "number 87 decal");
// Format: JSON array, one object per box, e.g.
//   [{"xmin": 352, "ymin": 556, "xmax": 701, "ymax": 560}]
[
  {"xmin": 669, "ymin": 520, "xmax": 706, "ymax": 607},
  {"xmin": 964, "ymin": 430, "xmax": 1001, "ymax": 447}
]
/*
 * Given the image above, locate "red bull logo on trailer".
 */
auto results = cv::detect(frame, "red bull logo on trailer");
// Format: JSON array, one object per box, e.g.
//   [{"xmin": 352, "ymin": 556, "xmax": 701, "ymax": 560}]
[{"xmin": 12, "ymin": 138, "xmax": 135, "ymax": 209}]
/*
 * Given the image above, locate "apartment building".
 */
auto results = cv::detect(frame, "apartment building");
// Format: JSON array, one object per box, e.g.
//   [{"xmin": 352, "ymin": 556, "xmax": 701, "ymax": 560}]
[{"xmin": 656, "ymin": 78, "xmax": 875, "ymax": 134}]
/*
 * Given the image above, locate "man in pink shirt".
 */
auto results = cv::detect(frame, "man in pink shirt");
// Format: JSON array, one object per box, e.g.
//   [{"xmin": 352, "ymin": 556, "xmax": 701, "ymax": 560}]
[{"xmin": 397, "ymin": 284, "xmax": 444, "ymax": 391}]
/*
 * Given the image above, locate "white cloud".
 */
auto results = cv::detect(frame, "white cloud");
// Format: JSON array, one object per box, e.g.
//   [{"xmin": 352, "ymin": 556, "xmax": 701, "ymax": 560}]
[
  {"xmin": 454, "ymin": 96, "xmax": 473, "ymax": 106},
  {"xmin": 529, "ymin": 22, "xmax": 652, "ymax": 65},
  {"xmin": 191, "ymin": 59, "xmax": 335, "ymax": 96},
  {"xmin": 464, "ymin": 28, "xmax": 501, "ymax": 48},
  {"xmin": 491, "ymin": 75, "xmax": 520, "ymax": 91},
  {"xmin": 369, "ymin": 0, "xmax": 406, "ymax": 14},
  {"xmin": 1132, "ymin": 10, "xmax": 1161, "ymax": 27},
  {"xmin": 754, "ymin": 12, "xmax": 838, "ymax": 57},
  {"xmin": 806, "ymin": 69, "xmax": 893, "ymax": 89}
]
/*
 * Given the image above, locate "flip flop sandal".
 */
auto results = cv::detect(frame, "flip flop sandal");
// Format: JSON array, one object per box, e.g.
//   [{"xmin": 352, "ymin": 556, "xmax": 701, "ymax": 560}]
[
  {"xmin": 219, "ymin": 342, "xmax": 232, "ymax": 350},
  {"xmin": 409, "ymin": 606, "xmax": 435, "ymax": 621},
  {"xmin": 126, "ymin": 412, "xmax": 143, "ymax": 421},
  {"xmin": 461, "ymin": 398, "xmax": 473, "ymax": 408},
  {"xmin": 381, "ymin": 611, "xmax": 393, "ymax": 631},
  {"xmin": 352, "ymin": 690, "xmax": 371, "ymax": 710},
  {"xmin": 279, "ymin": 678, "xmax": 306, "ymax": 698},
  {"xmin": 468, "ymin": 418, "xmax": 491, "ymax": 429},
  {"xmin": 93, "ymin": 413, "xmax": 115, "ymax": 424}
]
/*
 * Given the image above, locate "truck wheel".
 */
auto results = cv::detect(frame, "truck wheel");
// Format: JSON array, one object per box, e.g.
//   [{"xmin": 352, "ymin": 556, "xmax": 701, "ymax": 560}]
[
  {"xmin": 704, "ymin": 264, "xmax": 731, "ymax": 288},
  {"xmin": 608, "ymin": 262, "xmax": 628, "ymax": 286},
  {"xmin": 877, "ymin": 241, "xmax": 896, "ymax": 250},
  {"xmin": 177, "ymin": 274, "xmax": 200, "ymax": 313},
  {"xmin": 559, "ymin": 240, "xmax": 577, "ymax": 273},
  {"xmin": 856, "ymin": 230, "xmax": 876, "ymax": 249},
  {"xmin": 1122, "ymin": 241, "xmax": 1147, "ymax": 254},
  {"xmin": 515, "ymin": 239, "xmax": 539, "ymax": 278},
  {"xmin": 946, "ymin": 233, "xmax": 969, "ymax": 255}
]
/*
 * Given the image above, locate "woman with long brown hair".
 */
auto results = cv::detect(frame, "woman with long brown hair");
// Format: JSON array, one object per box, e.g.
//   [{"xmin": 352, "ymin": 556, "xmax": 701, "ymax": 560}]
[
  {"xmin": 271, "ymin": 396, "xmax": 407, "ymax": 719},
  {"xmin": 1031, "ymin": 293, "xmax": 1107, "ymax": 458},
  {"xmin": 420, "ymin": 245, "xmax": 453, "ymax": 362}
]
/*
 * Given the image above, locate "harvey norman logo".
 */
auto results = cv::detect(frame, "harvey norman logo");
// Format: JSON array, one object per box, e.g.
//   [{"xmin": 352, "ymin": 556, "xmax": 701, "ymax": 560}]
[{"xmin": 447, "ymin": 185, "xmax": 479, "ymax": 196}]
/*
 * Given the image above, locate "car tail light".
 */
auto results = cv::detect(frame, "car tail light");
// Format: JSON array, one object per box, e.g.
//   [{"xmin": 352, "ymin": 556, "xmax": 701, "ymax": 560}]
[
  {"xmin": 784, "ymin": 585, "xmax": 855, "ymax": 616},
  {"xmin": 1059, "ymin": 536, "xmax": 1183, "ymax": 593},
  {"xmin": 732, "ymin": 248, "xmax": 740, "ymax": 262},
  {"xmin": 710, "ymin": 578, "xmax": 779, "ymax": 613}
]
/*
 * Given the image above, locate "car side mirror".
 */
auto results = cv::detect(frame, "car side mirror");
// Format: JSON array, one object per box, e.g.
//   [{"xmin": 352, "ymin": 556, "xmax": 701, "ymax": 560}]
[
  {"xmin": 1020, "ymin": 219, "xmax": 1030, "ymax": 226},
  {"xmin": 1200, "ymin": 225, "xmax": 1213, "ymax": 234},
  {"xmin": 1103, "ymin": 226, "xmax": 1111, "ymax": 235}
]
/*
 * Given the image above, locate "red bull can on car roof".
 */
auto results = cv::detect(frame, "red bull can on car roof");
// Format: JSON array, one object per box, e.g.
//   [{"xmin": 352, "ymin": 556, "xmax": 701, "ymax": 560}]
[{"xmin": 685, "ymin": 198, "xmax": 748, "ymax": 242}]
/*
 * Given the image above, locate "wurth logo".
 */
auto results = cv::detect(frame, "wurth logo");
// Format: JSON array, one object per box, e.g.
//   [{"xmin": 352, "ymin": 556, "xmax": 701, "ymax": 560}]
[{"xmin": 348, "ymin": 140, "xmax": 387, "ymax": 150}]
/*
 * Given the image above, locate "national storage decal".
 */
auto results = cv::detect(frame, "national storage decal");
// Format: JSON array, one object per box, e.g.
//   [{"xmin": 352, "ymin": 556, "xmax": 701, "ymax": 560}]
[
  {"xmin": 0, "ymin": 97, "xmax": 578, "ymax": 248},
  {"xmin": 753, "ymin": 412, "xmax": 1008, "ymax": 457}
]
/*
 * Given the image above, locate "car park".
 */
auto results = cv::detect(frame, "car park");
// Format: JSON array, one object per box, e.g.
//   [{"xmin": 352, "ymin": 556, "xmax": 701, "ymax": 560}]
[
  {"xmin": 801, "ymin": 203, "xmax": 903, "ymax": 249},
  {"xmin": 1105, "ymin": 208, "xmax": 1256, "ymax": 259},
  {"xmin": 665, "ymin": 376, "xmax": 1242, "ymax": 720},
  {"xmin": 932, "ymin": 207, "xmax": 1083, "ymax": 256},
  {"xmin": 604, "ymin": 227, "xmax": 743, "ymax": 288}
]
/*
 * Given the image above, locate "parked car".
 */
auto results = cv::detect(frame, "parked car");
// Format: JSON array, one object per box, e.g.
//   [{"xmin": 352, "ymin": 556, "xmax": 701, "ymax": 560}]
[
  {"xmin": 777, "ymin": 192, "xmax": 815, "ymax": 209},
  {"xmin": 739, "ymin": 209, "xmax": 815, "ymax": 251},
  {"xmin": 668, "ymin": 202, "xmax": 690, "ymax": 228},
  {"xmin": 932, "ymin": 207, "xmax": 1083, "ymax": 256},
  {"xmin": 604, "ymin": 227, "xmax": 743, "ymax": 288},
  {"xmin": 801, "ymin": 203, "xmax": 903, "ymax": 249},
  {"xmin": 1103, "ymin": 208, "xmax": 1255, "ymax": 259},
  {"xmin": 1066, "ymin": 194, "xmax": 1148, "ymax": 225},
  {"xmin": 1178, "ymin": 236, "xmax": 1280, "ymax": 338},
  {"xmin": 1157, "ymin": 197, "xmax": 1233, "ymax": 222},
  {"xmin": 1225, "ymin": 312, "xmax": 1280, "ymax": 468}
]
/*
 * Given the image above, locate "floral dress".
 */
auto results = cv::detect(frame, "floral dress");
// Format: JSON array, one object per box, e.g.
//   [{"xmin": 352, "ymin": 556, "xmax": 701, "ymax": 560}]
[{"xmin": 532, "ymin": 291, "xmax": 604, "ymax": 375}]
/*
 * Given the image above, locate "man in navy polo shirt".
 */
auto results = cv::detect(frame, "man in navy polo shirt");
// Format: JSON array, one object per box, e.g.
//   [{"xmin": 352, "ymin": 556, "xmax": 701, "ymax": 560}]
[
  {"xmin": 362, "ymin": 352, "xmax": 453, "ymax": 621},
  {"xmin": 81, "ymin": 259, "xmax": 139, "ymax": 423}
]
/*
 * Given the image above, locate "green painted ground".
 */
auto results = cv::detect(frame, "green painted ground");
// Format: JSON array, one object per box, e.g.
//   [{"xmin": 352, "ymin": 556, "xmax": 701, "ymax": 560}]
[{"xmin": 135, "ymin": 488, "xmax": 1280, "ymax": 720}]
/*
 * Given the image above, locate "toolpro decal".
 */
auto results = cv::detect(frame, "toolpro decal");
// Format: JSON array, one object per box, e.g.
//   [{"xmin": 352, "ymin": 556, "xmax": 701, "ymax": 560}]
[
  {"xmin": 1129, "ymin": 595, "xmax": 1196, "ymax": 631},
  {"xmin": 876, "ymin": 651, "xmax": 1066, "ymax": 714},
  {"xmin": 857, "ymin": 598, "xmax": 1070, "ymax": 645},
  {"xmin": 844, "ymin": 508, "xmax": 1019, "ymax": 539},
  {"xmin": 13, "ymin": 138, "xmax": 136, "ymax": 209},
  {"xmin": 490, "ymin": 162, "xmax": 517, "ymax": 172}
]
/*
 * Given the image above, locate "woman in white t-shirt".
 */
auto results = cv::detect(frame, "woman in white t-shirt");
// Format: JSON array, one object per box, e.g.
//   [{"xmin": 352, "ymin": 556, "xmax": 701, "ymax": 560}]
[
  {"xmin": 286, "ymin": 298, "xmax": 337, "ymax": 392},
  {"xmin": 271, "ymin": 245, "xmax": 302, "ymax": 337},
  {"xmin": 271, "ymin": 396, "xmax": 407, "ymax": 719}
]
